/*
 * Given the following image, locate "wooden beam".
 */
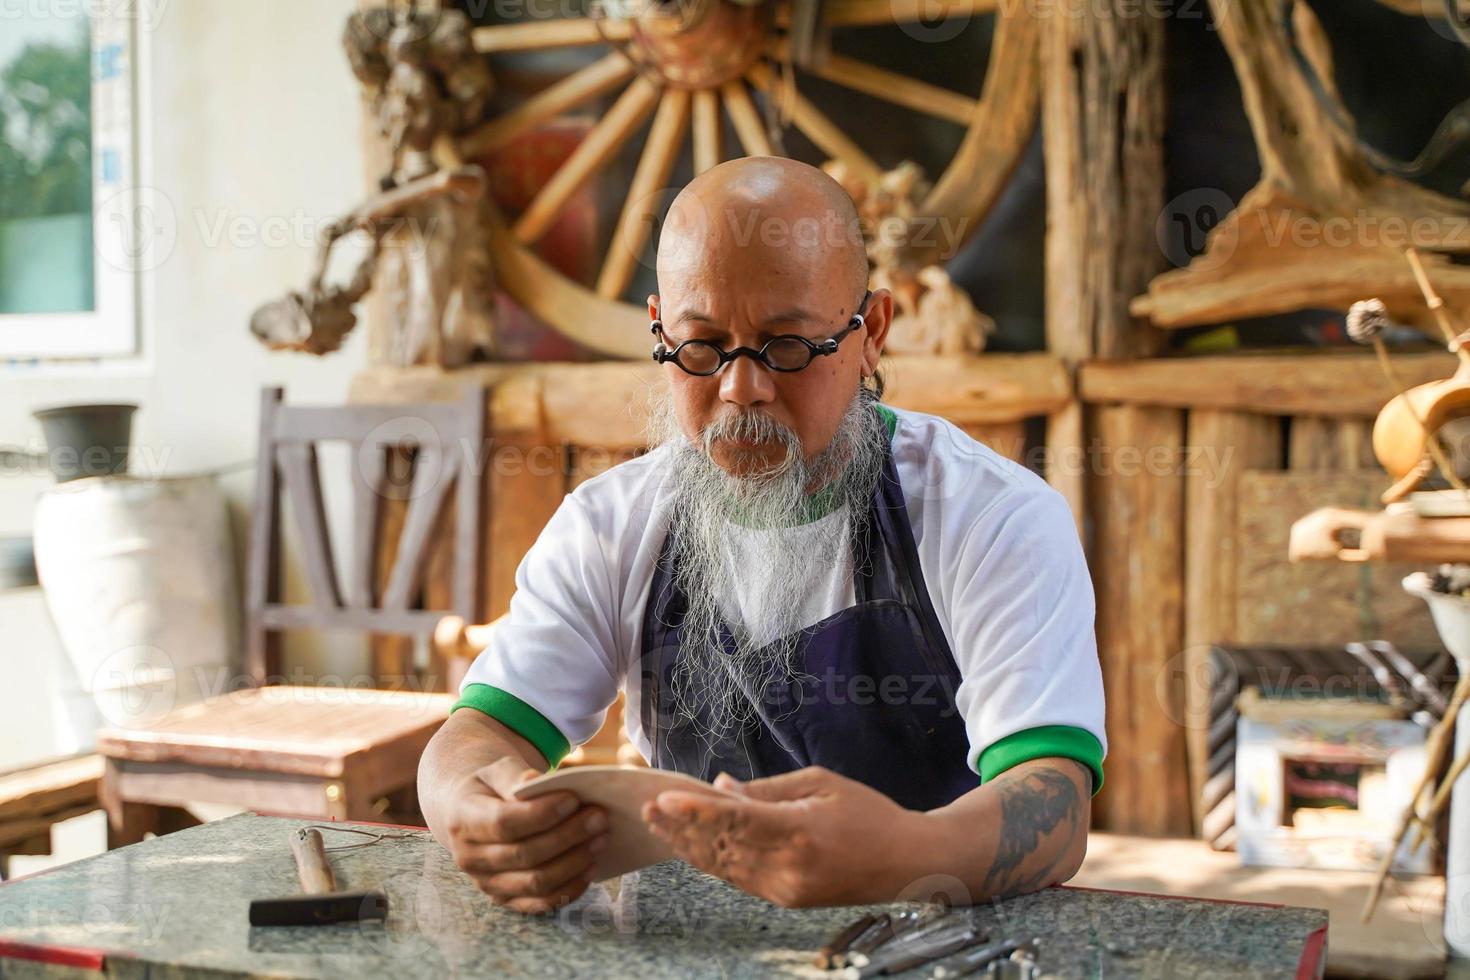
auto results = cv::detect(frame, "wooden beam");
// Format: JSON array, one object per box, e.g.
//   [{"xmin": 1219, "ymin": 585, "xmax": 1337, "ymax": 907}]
[
  {"xmin": 1181, "ymin": 410, "xmax": 1281, "ymax": 836},
  {"xmin": 1089, "ymin": 404, "xmax": 1191, "ymax": 836},
  {"xmin": 351, "ymin": 354, "xmax": 1074, "ymax": 448},
  {"xmin": 484, "ymin": 376, "xmax": 566, "ymax": 618},
  {"xmin": 1042, "ymin": 0, "xmax": 1167, "ymax": 361},
  {"xmin": 1080, "ymin": 351, "xmax": 1459, "ymax": 416},
  {"xmin": 1045, "ymin": 400, "xmax": 1086, "ymax": 538},
  {"xmin": 1291, "ymin": 504, "xmax": 1470, "ymax": 564}
]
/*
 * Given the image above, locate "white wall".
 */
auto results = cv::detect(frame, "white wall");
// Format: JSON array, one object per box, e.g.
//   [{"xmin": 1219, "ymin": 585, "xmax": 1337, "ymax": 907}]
[{"xmin": 0, "ymin": 0, "xmax": 375, "ymax": 768}]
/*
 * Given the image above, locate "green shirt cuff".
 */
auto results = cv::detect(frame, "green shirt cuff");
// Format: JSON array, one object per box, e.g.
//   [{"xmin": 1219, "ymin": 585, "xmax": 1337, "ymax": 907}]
[
  {"xmin": 977, "ymin": 725, "xmax": 1105, "ymax": 797},
  {"xmin": 452, "ymin": 684, "xmax": 571, "ymax": 769}
]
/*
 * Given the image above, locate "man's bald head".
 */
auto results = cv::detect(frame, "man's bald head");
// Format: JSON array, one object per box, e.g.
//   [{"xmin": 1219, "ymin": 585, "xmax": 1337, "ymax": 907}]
[{"xmin": 656, "ymin": 156, "xmax": 869, "ymax": 308}]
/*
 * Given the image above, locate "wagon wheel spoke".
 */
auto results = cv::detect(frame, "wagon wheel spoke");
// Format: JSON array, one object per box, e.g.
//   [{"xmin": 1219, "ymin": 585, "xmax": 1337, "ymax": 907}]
[
  {"xmin": 813, "ymin": 0, "xmax": 998, "ymax": 27},
  {"xmin": 597, "ymin": 89, "xmax": 692, "ymax": 299},
  {"xmin": 692, "ymin": 88, "xmax": 724, "ymax": 175},
  {"xmin": 721, "ymin": 79, "xmax": 775, "ymax": 156},
  {"xmin": 791, "ymin": 50, "xmax": 977, "ymax": 126},
  {"xmin": 463, "ymin": 52, "xmax": 636, "ymax": 157},
  {"xmin": 473, "ymin": 18, "xmax": 634, "ymax": 54},
  {"xmin": 513, "ymin": 76, "xmax": 662, "ymax": 245},
  {"xmin": 746, "ymin": 61, "xmax": 881, "ymax": 182}
]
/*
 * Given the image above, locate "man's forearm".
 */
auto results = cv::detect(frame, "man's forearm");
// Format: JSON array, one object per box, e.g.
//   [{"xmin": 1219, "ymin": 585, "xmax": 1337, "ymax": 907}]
[
  {"xmin": 417, "ymin": 709, "xmax": 548, "ymax": 845},
  {"xmin": 902, "ymin": 758, "xmax": 1090, "ymax": 904}
]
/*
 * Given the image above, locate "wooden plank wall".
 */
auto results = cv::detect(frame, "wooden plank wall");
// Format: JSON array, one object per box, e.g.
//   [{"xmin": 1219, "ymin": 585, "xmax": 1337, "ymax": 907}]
[{"xmin": 1085, "ymin": 358, "xmax": 1457, "ymax": 836}]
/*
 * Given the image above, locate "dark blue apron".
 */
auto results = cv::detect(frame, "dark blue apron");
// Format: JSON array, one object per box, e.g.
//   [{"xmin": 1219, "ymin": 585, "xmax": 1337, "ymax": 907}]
[{"xmin": 638, "ymin": 431, "xmax": 978, "ymax": 812}]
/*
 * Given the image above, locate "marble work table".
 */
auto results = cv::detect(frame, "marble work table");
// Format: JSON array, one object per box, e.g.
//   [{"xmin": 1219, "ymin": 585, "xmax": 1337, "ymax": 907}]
[{"xmin": 0, "ymin": 814, "xmax": 1327, "ymax": 978}]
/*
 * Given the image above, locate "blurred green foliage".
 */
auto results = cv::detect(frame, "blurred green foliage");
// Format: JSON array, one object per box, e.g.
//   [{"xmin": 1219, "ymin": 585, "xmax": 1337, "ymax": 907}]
[{"xmin": 0, "ymin": 23, "xmax": 92, "ymax": 222}]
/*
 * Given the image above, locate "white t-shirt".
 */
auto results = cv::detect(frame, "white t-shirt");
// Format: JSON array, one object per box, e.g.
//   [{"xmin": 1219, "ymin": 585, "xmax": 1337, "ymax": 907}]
[{"xmin": 459, "ymin": 405, "xmax": 1107, "ymax": 780}]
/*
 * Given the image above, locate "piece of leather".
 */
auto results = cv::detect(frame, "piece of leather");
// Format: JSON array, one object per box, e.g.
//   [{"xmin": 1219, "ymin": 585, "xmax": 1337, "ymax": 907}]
[{"xmin": 511, "ymin": 765, "xmax": 736, "ymax": 880}]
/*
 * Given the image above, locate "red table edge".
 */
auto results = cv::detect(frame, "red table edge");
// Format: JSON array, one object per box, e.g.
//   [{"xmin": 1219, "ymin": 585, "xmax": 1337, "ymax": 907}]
[
  {"xmin": 1297, "ymin": 924, "xmax": 1329, "ymax": 980},
  {"xmin": 0, "ymin": 938, "xmax": 110, "ymax": 971}
]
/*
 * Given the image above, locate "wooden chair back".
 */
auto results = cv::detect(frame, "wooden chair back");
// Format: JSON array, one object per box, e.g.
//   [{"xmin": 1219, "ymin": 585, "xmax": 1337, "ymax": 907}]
[{"xmin": 245, "ymin": 386, "xmax": 485, "ymax": 686}]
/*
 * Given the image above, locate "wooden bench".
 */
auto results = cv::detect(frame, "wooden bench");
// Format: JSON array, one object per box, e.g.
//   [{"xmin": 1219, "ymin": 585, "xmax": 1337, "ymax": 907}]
[{"xmin": 0, "ymin": 754, "xmax": 103, "ymax": 878}]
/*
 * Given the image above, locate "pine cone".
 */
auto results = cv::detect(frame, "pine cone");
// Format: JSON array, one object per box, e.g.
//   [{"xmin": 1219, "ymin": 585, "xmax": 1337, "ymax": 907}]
[{"xmin": 1346, "ymin": 298, "xmax": 1392, "ymax": 344}]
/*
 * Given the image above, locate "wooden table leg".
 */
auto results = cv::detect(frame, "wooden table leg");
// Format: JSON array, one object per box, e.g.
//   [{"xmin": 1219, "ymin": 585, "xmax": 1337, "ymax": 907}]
[{"xmin": 100, "ymin": 759, "xmax": 161, "ymax": 848}]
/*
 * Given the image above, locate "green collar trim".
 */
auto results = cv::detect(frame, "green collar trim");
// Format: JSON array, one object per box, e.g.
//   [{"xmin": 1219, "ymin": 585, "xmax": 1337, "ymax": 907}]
[{"xmin": 875, "ymin": 402, "xmax": 898, "ymax": 440}]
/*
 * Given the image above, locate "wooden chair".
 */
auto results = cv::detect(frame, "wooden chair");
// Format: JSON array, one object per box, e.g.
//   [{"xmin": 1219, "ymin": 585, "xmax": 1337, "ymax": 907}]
[{"xmin": 97, "ymin": 386, "xmax": 484, "ymax": 846}]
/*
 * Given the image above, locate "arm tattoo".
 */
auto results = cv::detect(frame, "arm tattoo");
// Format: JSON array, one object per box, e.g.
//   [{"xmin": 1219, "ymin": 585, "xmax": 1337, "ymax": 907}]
[{"xmin": 981, "ymin": 766, "xmax": 1082, "ymax": 898}]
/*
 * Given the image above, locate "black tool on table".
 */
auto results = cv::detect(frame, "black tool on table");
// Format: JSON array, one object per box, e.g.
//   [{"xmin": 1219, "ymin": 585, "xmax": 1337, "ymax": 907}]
[{"xmin": 248, "ymin": 828, "xmax": 389, "ymax": 927}]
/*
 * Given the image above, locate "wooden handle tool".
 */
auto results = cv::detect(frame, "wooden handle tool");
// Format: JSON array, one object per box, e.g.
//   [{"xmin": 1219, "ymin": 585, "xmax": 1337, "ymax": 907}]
[{"xmin": 248, "ymin": 828, "xmax": 389, "ymax": 927}]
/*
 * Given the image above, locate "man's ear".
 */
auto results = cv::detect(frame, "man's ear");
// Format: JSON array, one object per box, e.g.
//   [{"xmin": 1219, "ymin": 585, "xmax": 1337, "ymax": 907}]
[
  {"xmin": 860, "ymin": 287, "xmax": 892, "ymax": 376},
  {"xmin": 647, "ymin": 293, "xmax": 660, "ymax": 322}
]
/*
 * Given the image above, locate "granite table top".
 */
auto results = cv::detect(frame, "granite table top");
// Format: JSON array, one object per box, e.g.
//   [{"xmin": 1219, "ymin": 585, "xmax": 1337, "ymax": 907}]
[{"xmin": 0, "ymin": 813, "xmax": 1327, "ymax": 979}]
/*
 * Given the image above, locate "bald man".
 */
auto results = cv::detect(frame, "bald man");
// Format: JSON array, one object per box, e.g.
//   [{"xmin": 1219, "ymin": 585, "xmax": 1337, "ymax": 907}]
[{"xmin": 418, "ymin": 157, "xmax": 1105, "ymax": 914}]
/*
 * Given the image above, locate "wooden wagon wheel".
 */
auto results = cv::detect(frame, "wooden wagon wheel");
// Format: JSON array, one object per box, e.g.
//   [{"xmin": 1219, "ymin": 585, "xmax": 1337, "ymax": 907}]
[{"xmin": 459, "ymin": 0, "xmax": 1039, "ymax": 360}]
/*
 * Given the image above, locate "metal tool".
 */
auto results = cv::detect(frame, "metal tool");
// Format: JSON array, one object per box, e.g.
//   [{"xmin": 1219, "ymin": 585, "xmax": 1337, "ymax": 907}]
[
  {"xmin": 845, "ymin": 920, "xmax": 981, "ymax": 979},
  {"xmin": 846, "ymin": 908, "xmax": 955, "ymax": 967},
  {"xmin": 929, "ymin": 937, "xmax": 1028, "ymax": 979},
  {"xmin": 985, "ymin": 940, "xmax": 1039, "ymax": 980},
  {"xmin": 248, "ymin": 828, "xmax": 389, "ymax": 927},
  {"xmin": 815, "ymin": 912, "xmax": 881, "ymax": 969},
  {"xmin": 844, "ymin": 914, "xmax": 896, "ymax": 964}
]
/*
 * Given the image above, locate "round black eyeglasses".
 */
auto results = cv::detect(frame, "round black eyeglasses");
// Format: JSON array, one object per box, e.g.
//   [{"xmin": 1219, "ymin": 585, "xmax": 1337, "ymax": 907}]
[{"xmin": 650, "ymin": 291, "xmax": 872, "ymax": 377}]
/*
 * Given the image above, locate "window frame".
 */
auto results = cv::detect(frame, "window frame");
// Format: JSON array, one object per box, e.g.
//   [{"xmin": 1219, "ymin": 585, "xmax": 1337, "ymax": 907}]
[{"xmin": 0, "ymin": 7, "xmax": 141, "ymax": 360}]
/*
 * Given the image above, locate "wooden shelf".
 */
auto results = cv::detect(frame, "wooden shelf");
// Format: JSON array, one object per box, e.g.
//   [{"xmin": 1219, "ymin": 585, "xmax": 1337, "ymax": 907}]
[
  {"xmin": 1080, "ymin": 350, "xmax": 1457, "ymax": 417},
  {"xmin": 1291, "ymin": 502, "xmax": 1470, "ymax": 564}
]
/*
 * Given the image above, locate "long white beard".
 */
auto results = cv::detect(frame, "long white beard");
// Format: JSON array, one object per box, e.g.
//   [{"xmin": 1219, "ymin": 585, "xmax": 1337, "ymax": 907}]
[{"xmin": 648, "ymin": 385, "xmax": 889, "ymax": 751}]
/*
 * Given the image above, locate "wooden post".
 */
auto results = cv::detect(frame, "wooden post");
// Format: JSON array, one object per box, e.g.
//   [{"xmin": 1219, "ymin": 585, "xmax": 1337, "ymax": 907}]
[
  {"xmin": 1089, "ymin": 404, "xmax": 1191, "ymax": 836},
  {"xmin": 1288, "ymin": 417, "xmax": 1377, "ymax": 473},
  {"xmin": 1041, "ymin": 0, "xmax": 1167, "ymax": 360},
  {"xmin": 1181, "ymin": 410, "xmax": 1282, "ymax": 837},
  {"xmin": 1046, "ymin": 402, "xmax": 1086, "ymax": 539},
  {"xmin": 484, "ymin": 376, "xmax": 566, "ymax": 618}
]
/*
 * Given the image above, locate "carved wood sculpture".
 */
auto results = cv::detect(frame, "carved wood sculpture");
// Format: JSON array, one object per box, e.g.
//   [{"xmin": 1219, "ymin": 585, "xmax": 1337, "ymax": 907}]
[
  {"xmin": 389, "ymin": 0, "xmax": 1040, "ymax": 360},
  {"xmin": 252, "ymin": 1, "xmax": 1037, "ymax": 363},
  {"xmin": 252, "ymin": 8, "xmax": 499, "ymax": 367},
  {"xmin": 1132, "ymin": 0, "xmax": 1470, "ymax": 331},
  {"xmin": 824, "ymin": 159, "xmax": 994, "ymax": 355}
]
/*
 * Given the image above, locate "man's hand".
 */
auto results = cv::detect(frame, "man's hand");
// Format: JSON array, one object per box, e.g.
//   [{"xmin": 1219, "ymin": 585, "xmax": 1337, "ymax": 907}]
[
  {"xmin": 442, "ymin": 757, "xmax": 609, "ymax": 915},
  {"xmin": 642, "ymin": 759, "xmax": 1090, "ymax": 909},
  {"xmin": 641, "ymin": 766, "xmax": 926, "ymax": 908}
]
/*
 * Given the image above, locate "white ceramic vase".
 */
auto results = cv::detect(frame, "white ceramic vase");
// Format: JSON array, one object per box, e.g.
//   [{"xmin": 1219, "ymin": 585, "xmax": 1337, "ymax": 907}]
[{"xmin": 32, "ymin": 475, "xmax": 240, "ymax": 747}]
